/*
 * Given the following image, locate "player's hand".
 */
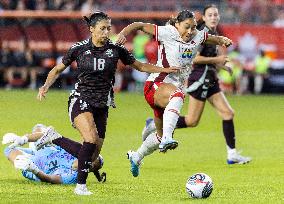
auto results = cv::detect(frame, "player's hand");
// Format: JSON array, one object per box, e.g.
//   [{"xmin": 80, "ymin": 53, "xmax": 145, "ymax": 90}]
[
  {"xmin": 219, "ymin": 36, "xmax": 233, "ymax": 47},
  {"xmin": 2, "ymin": 133, "xmax": 20, "ymax": 145},
  {"xmin": 223, "ymin": 62, "xmax": 233, "ymax": 76},
  {"xmin": 8, "ymin": 135, "xmax": 29, "ymax": 148},
  {"xmin": 216, "ymin": 55, "xmax": 229, "ymax": 65},
  {"xmin": 116, "ymin": 33, "xmax": 127, "ymax": 45},
  {"xmin": 161, "ymin": 67, "xmax": 180, "ymax": 74},
  {"xmin": 14, "ymin": 155, "xmax": 40, "ymax": 174},
  {"xmin": 37, "ymin": 85, "xmax": 48, "ymax": 101}
]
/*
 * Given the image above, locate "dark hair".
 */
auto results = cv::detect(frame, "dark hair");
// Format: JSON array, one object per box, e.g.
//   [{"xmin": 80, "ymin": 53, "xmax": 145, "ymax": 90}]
[
  {"xmin": 203, "ymin": 4, "xmax": 218, "ymax": 15},
  {"xmin": 83, "ymin": 11, "xmax": 110, "ymax": 27},
  {"xmin": 167, "ymin": 10, "xmax": 194, "ymax": 26},
  {"xmin": 197, "ymin": 4, "xmax": 218, "ymax": 29}
]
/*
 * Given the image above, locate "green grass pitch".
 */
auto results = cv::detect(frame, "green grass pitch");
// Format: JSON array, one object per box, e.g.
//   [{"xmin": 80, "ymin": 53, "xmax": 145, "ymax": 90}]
[{"xmin": 0, "ymin": 90, "xmax": 283, "ymax": 203}]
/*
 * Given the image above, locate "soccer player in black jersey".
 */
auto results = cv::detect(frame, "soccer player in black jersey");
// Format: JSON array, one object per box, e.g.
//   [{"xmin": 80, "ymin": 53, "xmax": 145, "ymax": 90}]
[
  {"xmin": 37, "ymin": 11, "xmax": 178, "ymax": 195},
  {"xmin": 142, "ymin": 5, "xmax": 251, "ymax": 165}
]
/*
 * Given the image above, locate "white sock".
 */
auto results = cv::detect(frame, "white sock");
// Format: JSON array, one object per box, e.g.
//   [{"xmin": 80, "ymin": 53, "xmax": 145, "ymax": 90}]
[
  {"xmin": 135, "ymin": 132, "xmax": 161, "ymax": 162},
  {"xmin": 76, "ymin": 184, "xmax": 87, "ymax": 189},
  {"xmin": 227, "ymin": 146, "xmax": 236, "ymax": 155},
  {"xmin": 162, "ymin": 93, "xmax": 184, "ymax": 141}
]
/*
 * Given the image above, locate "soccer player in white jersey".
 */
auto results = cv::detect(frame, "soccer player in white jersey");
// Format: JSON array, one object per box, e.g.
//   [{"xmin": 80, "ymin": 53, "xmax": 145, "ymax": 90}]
[{"xmin": 116, "ymin": 10, "xmax": 232, "ymax": 177}]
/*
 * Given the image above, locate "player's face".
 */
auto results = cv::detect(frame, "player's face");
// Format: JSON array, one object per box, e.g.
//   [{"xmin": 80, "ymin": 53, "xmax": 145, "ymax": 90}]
[
  {"xmin": 90, "ymin": 19, "xmax": 111, "ymax": 44},
  {"xmin": 203, "ymin": 7, "xmax": 220, "ymax": 29},
  {"xmin": 175, "ymin": 18, "xmax": 197, "ymax": 42}
]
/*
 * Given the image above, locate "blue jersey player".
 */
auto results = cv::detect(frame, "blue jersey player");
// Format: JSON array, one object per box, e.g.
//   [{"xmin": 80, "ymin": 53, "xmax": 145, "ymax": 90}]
[{"xmin": 3, "ymin": 124, "xmax": 105, "ymax": 184}]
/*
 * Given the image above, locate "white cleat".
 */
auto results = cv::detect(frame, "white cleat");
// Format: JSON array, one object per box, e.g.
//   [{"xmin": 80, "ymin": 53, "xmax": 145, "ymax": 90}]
[
  {"xmin": 142, "ymin": 118, "xmax": 156, "ymax": 141},
  {"xmin": 74, "ymin": 184, "xmax": 93, "ymax": 196},
  {"xmin": 34, "ymin": 126, "xmax": 62, "ymax": 150},
  {"xmin": 227, "ymin": 150, "xmax": 251, "ymax": 164}
]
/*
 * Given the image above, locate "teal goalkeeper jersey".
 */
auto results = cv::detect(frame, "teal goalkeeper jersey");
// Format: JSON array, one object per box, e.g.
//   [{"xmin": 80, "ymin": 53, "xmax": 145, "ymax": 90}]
[{"xmin": 20, "ymin": 145, "xmax": 77, "ymax": 184}]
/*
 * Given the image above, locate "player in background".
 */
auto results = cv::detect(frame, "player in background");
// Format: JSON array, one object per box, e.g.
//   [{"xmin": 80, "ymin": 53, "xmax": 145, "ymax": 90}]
[
  {"xmin": 37, "ymin": 11, "xmax": 178, "ymax": 195},
  {"xmin": 141, "ymin": 5, "xmax": 251, "ymax": 167},
  {"xmin": 2, "ymin": 124, "xmax": 105, "ymax": 185},
  {"xmin": 116, "ymin": 10, "xmax": 232, "ymax": 177}
]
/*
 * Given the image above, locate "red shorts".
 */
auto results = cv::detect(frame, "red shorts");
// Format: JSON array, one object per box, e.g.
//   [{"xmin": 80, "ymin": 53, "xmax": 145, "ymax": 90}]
[{"xmin": 144, "ymin": 81, "xmax": 165, "ymax": 118}]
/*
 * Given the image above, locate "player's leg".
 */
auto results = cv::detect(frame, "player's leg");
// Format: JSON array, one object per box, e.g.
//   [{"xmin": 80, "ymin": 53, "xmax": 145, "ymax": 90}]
[
  {"xmin": 176, "ymin": 95, "xmax": 206, "ymax": 129},
  {"xmin": 208, "ymin": 91, "xmax": 251, "ymax": 164},
  {"xmin": 154, "ymin": 83, "xmax": 185, "ymax": 152},
  {"xmin": 142, "ymin": 88, "xmax": 206, "ymax": 141},
  {"xmin": 127, "ymin": 116, "xmax": 162, "ymax": 177},
  {"xmin": 73, "ymin": 111, "xmax": 98, "ymax": 195},
  {"xmin": 90, "ymin": 107, "xmax": 108, "ymax": 162}
]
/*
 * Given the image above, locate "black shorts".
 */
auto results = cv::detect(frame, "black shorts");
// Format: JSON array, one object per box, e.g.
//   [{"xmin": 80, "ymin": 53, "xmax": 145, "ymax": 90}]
[
  {"xmin": 68, "ymin": 96, "xmax": 109, "ymax": 139},
  {"xmin": 188, "ymin": 79, "xmax": 221, "ymax": 101}
]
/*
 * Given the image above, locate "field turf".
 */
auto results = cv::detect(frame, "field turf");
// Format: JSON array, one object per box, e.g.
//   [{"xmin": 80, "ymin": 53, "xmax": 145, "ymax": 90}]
[{"xmin": 0, "ymin": 90, "xmax": 283, "ymax": 203}]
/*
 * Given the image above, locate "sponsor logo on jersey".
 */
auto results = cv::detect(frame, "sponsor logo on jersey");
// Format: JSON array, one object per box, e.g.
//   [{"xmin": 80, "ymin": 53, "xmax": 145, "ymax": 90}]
[{"xmin": 181, "ymin": 49, "xmax": 193, "ymax": 59}]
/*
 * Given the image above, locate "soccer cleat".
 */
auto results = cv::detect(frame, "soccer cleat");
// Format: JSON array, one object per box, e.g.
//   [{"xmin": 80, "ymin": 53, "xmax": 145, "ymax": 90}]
[
  {"xmin": 142, "ymin": 118, "xmax": 156, "ymax": 141},
  {"xmin": 227, "ymin": 151, "xmax": 252, "ymax": 164},
  {"xmin": 159, "ymin": 138, "xmax": 178, "ymax": 153},
  {"xmin": 74, "ymin": 184, "xmax": 93, "ymax": 196},
  {"xmin": 34, "ymin": 126, "xmax": 62, "ymax": 150},
  {"xmin": 127, "ymin": 150, "xmax": 141, "ymax": 177}
]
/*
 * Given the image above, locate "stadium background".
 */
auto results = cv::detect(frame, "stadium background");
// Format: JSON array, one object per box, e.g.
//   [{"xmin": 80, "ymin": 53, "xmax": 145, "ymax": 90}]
[
  {"xmin": 0, "ymin": 0, "xmax": 283, "ymax": 203},
  {"xmin": 0, "ymin": 0, "xmax": 284, "ymax": 94}
]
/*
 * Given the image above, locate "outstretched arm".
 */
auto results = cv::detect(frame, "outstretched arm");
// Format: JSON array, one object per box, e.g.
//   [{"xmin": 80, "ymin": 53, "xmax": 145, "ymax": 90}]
[
  {"xmin": 130, "ymin": 60, "xmax": 179, "ymax": 74},
  {"xmin": 205, "ymin": 34, "xmax": 233, "ymax": 47},
  {"xmin": 116, "ymin": 22, "xmax": 156, "ymax": 44},
  {"xmin": 37, "ymin": 62, "xmax": 67, "ymax": 101},
  {"xmin": 193, "ymin": 52, "xmax": 229, "ymax": 65}
]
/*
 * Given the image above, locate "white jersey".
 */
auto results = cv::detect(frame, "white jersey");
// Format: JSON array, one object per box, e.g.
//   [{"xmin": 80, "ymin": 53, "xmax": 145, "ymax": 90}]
[{"xmin": 147, "ymin": 25, "xmax": 208, "ymax": 89}]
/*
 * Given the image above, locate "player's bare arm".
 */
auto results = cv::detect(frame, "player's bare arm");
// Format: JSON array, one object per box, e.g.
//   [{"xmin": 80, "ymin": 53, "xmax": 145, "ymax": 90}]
[
  {"xmin": 193, "ymin": 52, "xmax": 229, "ymax": 65},
  {"xmin": 130, "ymin": 60, "xmax": 179, "ymax": 74},
  {"xmin": 37, "ymin": 62, "xmax": 67, "ymax": 101},
  {"xmin": 116, "ymin": 22, "xmax": 155, "ymax": 44},
  {"xmin": 205, "ymin": 34, "xmax": 233, "ymax": 47}
]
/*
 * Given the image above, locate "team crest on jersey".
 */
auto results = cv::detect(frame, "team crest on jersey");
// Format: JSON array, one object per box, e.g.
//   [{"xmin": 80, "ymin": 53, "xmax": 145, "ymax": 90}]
[
  {"xmin": 80, "ymin": 100, "xmax": 89, "ymax": 110},
  {"xmin": 182, "ymin": 49, "xmax": 193, "ymax": 59},
  {"xmin": 105, "ymin": 49, "xmax": 113, "ymax": 57}
]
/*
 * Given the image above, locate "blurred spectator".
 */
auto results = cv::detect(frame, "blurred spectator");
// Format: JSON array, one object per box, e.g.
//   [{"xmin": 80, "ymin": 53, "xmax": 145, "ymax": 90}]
[
  {"xmin": 238, "ymin": 32, "xmax": 258, "ymax": 94},
  {"xmin": 5, "ymin": 40, "xmax": 29, "ymax": 89},
  {"xmin": 0, "ymin": 42, "xmax": 14, "ymax": 87},
  {"xmin": 253, "ymin": 50, "xmax": 271, "ymax": 94},
  {"xmin": 218, "ymin": 48, "xmax": 243, "ymax": 94},
  {"xmin": 130, "ymin": 30, "xmax": 150, "ymax": 92},
  {"xmin": 26, "ymin": 48, "xmax": 42, "ymax": 89},
  {"xmin": 81, "ymin": 0, "xmax": 101, "ymax": 13},
  {"xmin": 221, "ymin": 7, "xmax": 240, "ymax": 23},
  {"xmin": 273, "ymin": 10, "xmax": 284, "ymax": 27}
]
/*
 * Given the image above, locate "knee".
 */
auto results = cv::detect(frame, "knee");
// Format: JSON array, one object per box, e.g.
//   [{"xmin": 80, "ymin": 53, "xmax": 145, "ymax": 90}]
[
  {"xmin": 169, "ymin": 89, "xmax": 185, "ymax": 101},
  {"xmin": 222, "ymin": 108, "xmax": 235, "ymax": 120},
  {"xmin": 4, "ymin": 147, "xmax": 12, "ymax": 158}
]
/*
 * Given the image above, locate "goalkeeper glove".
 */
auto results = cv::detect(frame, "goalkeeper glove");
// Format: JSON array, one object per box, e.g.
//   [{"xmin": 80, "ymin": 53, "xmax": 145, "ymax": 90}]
[{"xmin": 14, "ymin": 155, "xmax": 40, "ymax": 174}]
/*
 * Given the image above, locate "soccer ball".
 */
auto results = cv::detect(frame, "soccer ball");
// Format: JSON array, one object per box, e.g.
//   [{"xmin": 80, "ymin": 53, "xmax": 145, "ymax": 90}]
[{"xmin": 185, "ymin": 173, "xmax": 213, "ymax": 199}]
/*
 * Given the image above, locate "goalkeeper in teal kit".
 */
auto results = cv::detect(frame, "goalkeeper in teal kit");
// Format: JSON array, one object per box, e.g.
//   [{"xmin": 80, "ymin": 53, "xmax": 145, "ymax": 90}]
[{"xmin": 3, "ymin": 124, "xmax": 105, "ymax": 184}]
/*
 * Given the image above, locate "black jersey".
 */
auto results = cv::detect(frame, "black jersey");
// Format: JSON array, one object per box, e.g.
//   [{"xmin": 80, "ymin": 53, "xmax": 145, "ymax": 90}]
[
  {"xmin": 189, "ymin": 25, "xmax": 219, "ymax": 82},
  {"xmin": 62, "ymin": 38, "xmax": 135, "ymax": 108},
  {"xmin": 195, "ymin": 24, "xmax": 218, "ymax": 70}
]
